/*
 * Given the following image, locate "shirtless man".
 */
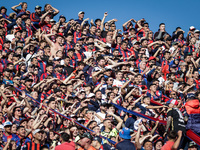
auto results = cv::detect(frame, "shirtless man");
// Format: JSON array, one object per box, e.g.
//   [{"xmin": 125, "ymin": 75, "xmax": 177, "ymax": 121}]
[{"xmin": 43, "ymin": 34, "xmax": 64, "ymax": 57}]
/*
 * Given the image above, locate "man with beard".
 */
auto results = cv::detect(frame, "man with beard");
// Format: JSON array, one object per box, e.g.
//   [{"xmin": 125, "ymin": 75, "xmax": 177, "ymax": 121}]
[{"xmin": 53, "ymin": 64, "xmax": 65, "ymax": 80}]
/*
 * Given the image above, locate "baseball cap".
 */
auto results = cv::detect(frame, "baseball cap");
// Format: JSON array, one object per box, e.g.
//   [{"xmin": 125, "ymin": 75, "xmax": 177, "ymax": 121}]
[
  {"xmin": 3, "ymin": 39, "xmax": 11, "ymax": 43},
  {"xmin": 100, "ymin": 101, "xmax": 108, "ymax": 106},
  {"xmin": 93, "ymin": 136, "xmax": 102, "ymax": 143},
  {"xmin": 59, "ymin": 15, "xmax": 66, "ymax": 19},
  {"xmin": 189, "ymin": 26, "xmax": 195, "ymax": 31},
  {"xmin": 35, "ymin": 5, "xmax": 42, "ymax": 9},
  {"xmin": 80, "ymin": 132, "xmax": 93, "ymax": 141},
  {"xmin": 194, "ymin": 29, "xmax": 200, "ymax": 33},
  {"xmin": 50, "ymin": 19, "xmax": 56, "ymax": 22},
  {"xmin": 54, "ymin": 57, "xmax": 62, "ymax": 61},
  {"xmin": 179, "ymin": 62, "xmax": 187, "ymax": 66},
  {"xmin": 0, "ymin": 125, "xmax": 4, "ymax": 131},
  {"xmin": 119, "ymin": 127, "xmax": 132, "ymax": 139},
  {"xmin": 4, "ymin": 121, "xmax": 12, "ymax": 127},
  {"xmin": 148, "ymin": 56, "xmax": 156, "ymax": 61},
  {"xmin": 172, "ymin": 42, "xmax": 178, "ymax": 46},
  {"xmin": 170, "ymin": 64, "xmax": 177, "ymax": 68},
  {"xmin": 54, "ymin": 88, "xmax": 62, "ymax": 93},
  {"xmin": 33, "ymin": 129, "xmax": 42, "ymax": 135},
  {"xmin": 132, "ymin": 40, "xmax": 140, "ymax": 45},
  {"xmin": 87, "ymin": 93, "xmax": 95, "ymax": 98},
  {"xmin": 189, "ymin": 141, "xmax": 197, "ymax": 147},
  {"xmin": 78, "ymin": 11, "xmax": 85, "ymax": 15}
]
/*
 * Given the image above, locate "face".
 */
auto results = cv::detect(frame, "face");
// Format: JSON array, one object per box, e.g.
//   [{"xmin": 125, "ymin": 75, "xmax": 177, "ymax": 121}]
[
  {"xmin": 5, "ymin": 125, "xmax": 12, "ymax": 133},
  {"xmin": 15, "ymin": 108, "xmax": 22, "ymax": 117},
  {"xmin": 144, "ymin": 142, "xmax": 153, "ymax": 150},
  {"xmin": 70, "ymin": 127, "xmax": 78, "ymax": 137},
  {"xmin": 18, "ymin": 127, "xmax": 26, "ymax": 137},
  {"xmin": 67, "ymin": 85, "xmax": 73, "ymax": 93},
  {"xmin": 160, "ymin": 24, "xmax": 165, "ymax": 31},
  {"xmin": 144, "ymin": 97, "xmax": 150, "ymax": 105},
  {"xmin": 49, "ymin": 101, "xmax": 56, "ymax": 109},
  {"xmin": 108, "ymin": 106, "xmax": 115, "ymax": 113},
  {"xmin": 104, "ymin": 120, "xmax": 112, "ymax": 129},
  {"xmin": 116, "ymin": 72, "xmax": 123, "ymax": 80},
  {"xmin": 150, "ymin": 85, "xmax": 157, "ymax": 92},
  {"xmin": 121, "ymin": 43, "xmax": 128, "ymax": 50},
  {"xmin": 155, "ymin": 141, "xmax": 163, "ymax": 150},
  {"xmin": 98, "ymin": 59, "xmax": 105, "ymax": 67},
  {"xmin": 35, "ymin": 132, "xmax": 42, "ymax": 140},
  {"xmin": 93, "ymin": 126, "xmax": 101, "ymax": 135}
]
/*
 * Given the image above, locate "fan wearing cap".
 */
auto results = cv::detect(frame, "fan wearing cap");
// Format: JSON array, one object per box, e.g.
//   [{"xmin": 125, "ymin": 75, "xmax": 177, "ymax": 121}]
[
  {"xmin": 188, "ymin": 141, "xmax": 198, "ymax": 150},
  {"xmin": 55, "ymin": 132, "xmax": 75, "ymax": 150},
  {"xmin": 2, "ymin": 121, "xmax": 16, "ymax": 143},
  {"xmin": 24, "ymin": 129, "xmax": 43, "ymax": 150},
  {"xmin": 91, "ymin": 136, "xmax": 113, "ymax": 150},
  {"xmin": 53, "ymin": 64, "xmax": 65, "ymax": 80},
  {"xmin": 2, "ymin": 39, "xmax": 11, "ymax": 54},
  {"xmin": 30, "ymin": 5, "xmax": 42, "ymax": 23},
  {"xmin": 0, "ymin": 6, "xmax": 8, "ymax": 19},
  {"xmin": 3, "ymin": 68, "xmax": 13, "ymax": 84},
  {"xmin": 24, "ymin": 77, "xmax": 33, "ymax": 94},
  {"xmin": 75, "ymin": 11, "xmax": 85, "ymax": 25},
  {"xmin": 78, "ymin": 132, "xmax": 96, "ymax": 150},
  {"xmin": 115, "ymin": 127, "xmax": 136, "ymax": 150},
  {"xmin": 165, "ymin": 99, "xmax": 186, "ymax": 135}
]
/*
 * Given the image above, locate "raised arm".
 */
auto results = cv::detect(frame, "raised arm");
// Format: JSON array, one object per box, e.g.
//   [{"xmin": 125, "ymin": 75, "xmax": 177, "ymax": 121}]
[
  {"xmin": 80, "ymin": 18, "xmax": 89, "ymax": 30},
  {"xmin": 108, "ymin": 111, "xmax": 123, "ymax": 131},
  {"xmin": 100, "ymin": 12, "xmax": 108, "ymax": 31},
  {"xmin": 43, "ymin": 34, "xmax": 54, "ymax": 47},
  {"xmin": 40, "ymin": 10, "xmax": 51, "ymax": 24},
  {"xmin": 50, "ymin": 5, "xmax": 59, "ymax": 16},
  {"xmin": 11, "ymin": 2, "xmax": 22, "ymax": 12},
  {"xmin": 122, "ymin": 19, "xmax": 135, "ymax": 30}
]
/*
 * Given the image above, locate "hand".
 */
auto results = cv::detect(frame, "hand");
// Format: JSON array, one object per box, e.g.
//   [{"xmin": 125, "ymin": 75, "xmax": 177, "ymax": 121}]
[
  {"xmin": 90, "ymin": 19, "xmax": 94, "ymax": 24},
  {"xmin": 19, "ymin": 2, "xmax": 23, "ymax": 5},
  {"xmin": 177, "ymin": 130, "xmax": 182, "ymax": 137},
  {"xmin": 113, "ymin": 19, "xmax": 118, "ymax": 22},
  {"xmin": 84, "ymin": 18, "xmax": 89, "ymax": 21},
  {"xmin": 104, "ymin": 12, "xmax": 108, "ymax": 17}
]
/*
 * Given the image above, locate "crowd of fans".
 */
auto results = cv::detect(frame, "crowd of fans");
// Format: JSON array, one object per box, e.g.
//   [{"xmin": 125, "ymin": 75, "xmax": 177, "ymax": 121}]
[{"xmin": 0, "ymin": 2, "xmax": 200, "ymax": 150}]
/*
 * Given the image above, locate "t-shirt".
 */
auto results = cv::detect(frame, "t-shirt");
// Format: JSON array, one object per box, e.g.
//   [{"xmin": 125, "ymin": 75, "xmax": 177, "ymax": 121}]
[
  {"xmin": 161, "ymin": 141, "xmax": 174, "ymax": 150},
  {"xmin": 101, "ymin": 128, "xmax": 118, "ymax": 143},
  {"xmin": 167, "ymin": 108, "xmax": 186, "ymax": 133}
]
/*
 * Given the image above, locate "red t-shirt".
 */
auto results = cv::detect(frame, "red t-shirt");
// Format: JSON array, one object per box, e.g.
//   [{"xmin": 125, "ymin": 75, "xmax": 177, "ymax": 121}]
[{"xmin": 161, "ymin": 141, "xmax": 174, "ymax": 150}]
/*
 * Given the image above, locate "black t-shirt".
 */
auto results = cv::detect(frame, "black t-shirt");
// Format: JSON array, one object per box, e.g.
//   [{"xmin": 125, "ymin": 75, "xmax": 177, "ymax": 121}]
[{"xmin": 167, "ymin": 108, "xmax": 186, "ymax": 133}]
